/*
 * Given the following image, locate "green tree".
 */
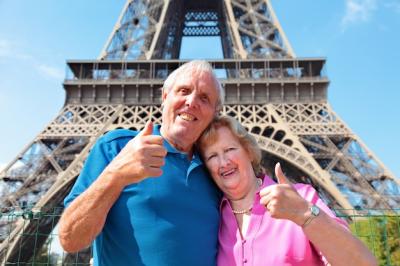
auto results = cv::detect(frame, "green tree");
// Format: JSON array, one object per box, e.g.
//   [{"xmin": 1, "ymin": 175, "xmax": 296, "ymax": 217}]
[{"xmin": 350, "ymin": 215, "xmax": 400, "ymax": 266}]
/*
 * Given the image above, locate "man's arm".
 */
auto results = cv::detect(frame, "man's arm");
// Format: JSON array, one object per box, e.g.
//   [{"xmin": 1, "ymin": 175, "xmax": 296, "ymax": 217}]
[
  {"xmin": 59, "ymin": 121, "xmax": 166, "ymax": 252},
  {"xmin": 58, "ymin": 170, "xmax": 125, "ymax": 252}
]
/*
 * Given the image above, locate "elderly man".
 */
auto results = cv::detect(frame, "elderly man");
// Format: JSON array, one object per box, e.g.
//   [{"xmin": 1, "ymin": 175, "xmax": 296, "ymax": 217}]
[{"xmin": 59, "ymin": 60, "xmax": 224, "ymax": 266}]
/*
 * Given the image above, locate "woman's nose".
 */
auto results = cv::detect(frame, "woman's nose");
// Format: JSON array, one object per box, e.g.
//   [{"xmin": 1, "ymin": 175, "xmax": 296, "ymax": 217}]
[{"xmin": 219, "ymin": 154, "xmax": 231, "ymax": 167}]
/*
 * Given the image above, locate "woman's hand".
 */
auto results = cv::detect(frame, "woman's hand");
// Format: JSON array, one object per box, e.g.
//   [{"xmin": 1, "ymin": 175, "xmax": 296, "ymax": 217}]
[
  {"xmin": 259, "ymin": 163, "xmax": 309, "ymax": 225},
  {"xmin": 260, "ymin": 163, "xmax": 378, "ymax": 265}
]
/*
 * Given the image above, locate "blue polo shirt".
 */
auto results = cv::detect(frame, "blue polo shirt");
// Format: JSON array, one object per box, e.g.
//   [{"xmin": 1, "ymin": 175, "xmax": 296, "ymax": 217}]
[{"xmin": 64, "ymin": 125, "xmax": 221, "ymax": 266}]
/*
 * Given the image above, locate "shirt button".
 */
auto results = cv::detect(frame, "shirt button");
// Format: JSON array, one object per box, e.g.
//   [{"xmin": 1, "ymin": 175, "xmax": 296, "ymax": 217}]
[
  {"xmin": 242, "ymin": 239, "xmax": 246, "ymax": 244},
  {"xmin": 243, "ymin": 259, "xmax": 248, "ymax": 263}
]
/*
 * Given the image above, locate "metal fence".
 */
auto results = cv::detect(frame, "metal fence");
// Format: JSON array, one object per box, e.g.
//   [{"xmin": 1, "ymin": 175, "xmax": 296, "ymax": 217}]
[{"xmin": 0, "ymin": 208, "xmax": 399, "ymax": 265}]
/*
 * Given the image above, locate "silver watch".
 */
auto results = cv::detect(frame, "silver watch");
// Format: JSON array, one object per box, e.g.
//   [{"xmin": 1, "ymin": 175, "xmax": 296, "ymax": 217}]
[{"xmin": 302, "ymin": 205, "xmax": 320, "ymax": 228}]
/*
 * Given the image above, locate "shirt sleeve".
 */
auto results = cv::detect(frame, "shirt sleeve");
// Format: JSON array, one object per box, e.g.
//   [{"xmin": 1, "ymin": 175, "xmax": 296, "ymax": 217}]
[
  {"xmin": 63, "ymin": 129, "xmax": 138, "ymax": 208},
  {"xmin": 63, "ymin": 135, "xmax": 113, "ymax": 208}
]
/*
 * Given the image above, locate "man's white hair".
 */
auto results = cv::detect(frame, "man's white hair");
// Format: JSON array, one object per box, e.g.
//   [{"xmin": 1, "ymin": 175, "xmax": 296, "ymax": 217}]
[{"xmin": 163, "ymin": 60, "xmax": 224, "ymax": 110}]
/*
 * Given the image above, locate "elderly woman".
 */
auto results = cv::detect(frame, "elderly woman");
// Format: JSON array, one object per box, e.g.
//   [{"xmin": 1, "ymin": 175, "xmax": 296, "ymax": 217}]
[{"xmin": 198, "ymin": 116, "xmax": 377, "ymax": 266}]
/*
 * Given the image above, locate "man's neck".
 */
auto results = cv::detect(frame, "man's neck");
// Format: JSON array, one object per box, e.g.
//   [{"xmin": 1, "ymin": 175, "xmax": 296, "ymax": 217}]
[
  {"xmin": 160, "ymin": 130, "xmax": 194, "ymax": 159},
  {"xmin": 171, "ymin": 140, "xmax": 193, "ymax": 159}
]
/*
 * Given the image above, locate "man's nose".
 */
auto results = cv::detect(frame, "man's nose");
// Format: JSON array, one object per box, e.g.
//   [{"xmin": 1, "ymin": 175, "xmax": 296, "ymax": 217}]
[{"xmin": 185, "ymin": 92, "xmax": 199, "ymax": 108}]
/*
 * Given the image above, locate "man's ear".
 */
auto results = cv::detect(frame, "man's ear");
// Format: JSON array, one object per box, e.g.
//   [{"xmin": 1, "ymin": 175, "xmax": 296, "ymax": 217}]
[
  {"xmin": 161, "ymin": 87, "xmax": 167, "ymax": 102},
  {"xmin": 214, "ymin": 105, "xmax": 221, "ymax": 117}
]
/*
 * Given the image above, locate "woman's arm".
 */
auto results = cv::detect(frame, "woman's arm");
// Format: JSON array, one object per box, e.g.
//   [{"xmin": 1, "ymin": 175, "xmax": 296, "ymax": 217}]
[
  {"xmin": 302, "ymin": 207, "xmax": 377, "ymax": 266},
  {"xmin": 260, "ymin": 163, "xmax": 377, "ymax": 266}
]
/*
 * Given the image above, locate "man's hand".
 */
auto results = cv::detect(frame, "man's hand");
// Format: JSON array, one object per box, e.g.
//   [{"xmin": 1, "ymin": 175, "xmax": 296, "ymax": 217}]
[
  {"xmin": 104, "ymin": 121, "xmax": 167, "ymax": 186},
  {"xmin": 259, "ymin": 163, "xmax": 309, "ymax": 225}
]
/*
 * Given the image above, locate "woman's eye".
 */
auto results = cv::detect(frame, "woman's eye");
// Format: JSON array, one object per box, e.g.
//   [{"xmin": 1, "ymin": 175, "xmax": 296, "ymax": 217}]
[
  {"xmin": 226, "ymin": 147, "xmax": 236, "ymax": 152},
  {"xmin": 207, "ymin": 154, "xmax": 216, "ymax": 161}
]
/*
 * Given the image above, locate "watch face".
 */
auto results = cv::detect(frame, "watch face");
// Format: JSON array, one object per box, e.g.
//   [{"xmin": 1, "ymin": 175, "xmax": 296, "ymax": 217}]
[{"xmin": 310, "ymin": 205, "xmax": 320, "ymax": 216}]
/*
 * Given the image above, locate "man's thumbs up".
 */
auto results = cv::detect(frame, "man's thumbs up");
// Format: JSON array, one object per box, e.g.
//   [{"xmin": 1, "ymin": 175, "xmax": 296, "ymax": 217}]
[
  {"xmin": 138, "ymin": 120, "xmax": 154, "ymax": 137},
  {"xmin": 275, "ymin": 163, "xmax": 291, "ymax": 185},
  {"xmin": 104, "ymin": 119, "xmax": 166, "ymax": 186}
]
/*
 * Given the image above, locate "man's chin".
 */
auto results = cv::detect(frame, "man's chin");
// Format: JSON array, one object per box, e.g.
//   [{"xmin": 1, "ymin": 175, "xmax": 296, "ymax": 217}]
[
  {"xmin": 168, "ymin": 128, "xmax": 199, "ymax": 143},
  {"xmin": 175, "ymin": 125, "xmax": 199, "ymax": 135}
]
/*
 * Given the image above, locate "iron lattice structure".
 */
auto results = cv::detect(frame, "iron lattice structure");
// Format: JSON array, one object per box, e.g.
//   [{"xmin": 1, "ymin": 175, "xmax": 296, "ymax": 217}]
[{"xmin": 1, "ymin": 0, "xmax": 399, "ymax": 264}]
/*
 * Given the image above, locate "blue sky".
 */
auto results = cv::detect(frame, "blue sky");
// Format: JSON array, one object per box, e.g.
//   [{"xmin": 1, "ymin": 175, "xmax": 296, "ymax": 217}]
[{"xmin": 0, "ymin": 0, "xmax": 399, "ymax": 180}]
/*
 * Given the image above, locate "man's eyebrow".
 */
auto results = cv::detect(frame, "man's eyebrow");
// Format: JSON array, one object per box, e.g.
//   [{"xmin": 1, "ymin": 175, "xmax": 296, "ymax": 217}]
[{"xmin": 176, "ymin": 83, "xmax": 192, "ymax": 88}]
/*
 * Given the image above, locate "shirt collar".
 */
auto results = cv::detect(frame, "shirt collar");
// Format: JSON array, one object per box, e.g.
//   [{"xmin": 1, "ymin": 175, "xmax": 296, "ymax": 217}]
[
  {"xmin": 220, "ymin": 175, "xmax": 276, "ymax": 211},
  {"xmin": 153, "ymin": 124, "xmax": 203, "ymax": 165},
  {"xmin": 153, "ymin": 124, "xmax": 180, "ymax": 154}
]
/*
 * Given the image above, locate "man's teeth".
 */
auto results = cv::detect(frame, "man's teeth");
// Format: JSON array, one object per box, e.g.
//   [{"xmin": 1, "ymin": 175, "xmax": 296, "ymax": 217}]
[{"xmin": 180, "ymin": 113, "xmax": 195, "ymax": 121}]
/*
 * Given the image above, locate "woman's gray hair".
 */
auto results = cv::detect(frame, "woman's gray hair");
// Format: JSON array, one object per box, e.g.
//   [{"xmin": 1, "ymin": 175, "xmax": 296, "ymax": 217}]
[
  {"xmin": 197, "ymin": 116, "xmax": 263, "ymax": 176},
  {"xmin": 163, "ymin": 60, "xmax": 224, "ymax": 110}
]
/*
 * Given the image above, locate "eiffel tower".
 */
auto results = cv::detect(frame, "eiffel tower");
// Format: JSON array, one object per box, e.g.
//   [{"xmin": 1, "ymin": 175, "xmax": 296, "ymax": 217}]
[{"xmin": 1, "ymin": 0, "xmax": 399, "ymax": 264}]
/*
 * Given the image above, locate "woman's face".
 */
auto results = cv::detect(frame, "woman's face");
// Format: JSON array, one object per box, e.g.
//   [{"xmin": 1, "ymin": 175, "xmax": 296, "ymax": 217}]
[{"xmin": 202, "ymin": 126, "xmax": 256, "ymax": 200}]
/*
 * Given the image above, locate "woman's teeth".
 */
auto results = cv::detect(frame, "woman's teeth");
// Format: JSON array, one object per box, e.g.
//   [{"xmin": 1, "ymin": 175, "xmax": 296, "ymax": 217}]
[{"xmin": 221, "ymin": 169, "xmax": 236, "ymax": 177}]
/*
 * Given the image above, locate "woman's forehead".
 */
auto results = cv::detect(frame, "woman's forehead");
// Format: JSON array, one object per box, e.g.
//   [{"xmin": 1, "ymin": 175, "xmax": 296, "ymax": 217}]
[{"xmin": 204, "ymin": 126, "xmax": 238, "ymax": 147}]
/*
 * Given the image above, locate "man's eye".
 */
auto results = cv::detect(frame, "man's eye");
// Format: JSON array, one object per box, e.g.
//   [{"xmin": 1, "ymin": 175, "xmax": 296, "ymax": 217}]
[
  {"xmin": 179, "ymin": 88, "xmax": 189, "ymax": 94},
  {"xmin": 201, "ymin": 95, "xmax": 209, "ymax": 103}
]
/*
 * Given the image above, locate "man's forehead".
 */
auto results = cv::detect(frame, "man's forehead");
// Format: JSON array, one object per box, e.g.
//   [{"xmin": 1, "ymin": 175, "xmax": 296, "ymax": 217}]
[
  {"xmin": 176, "ymin": 69, "xmax": 211, "ymax": 80},
  {"xmin": 175, "ymin": 70, "xmax": 217, "ymax": 91}
]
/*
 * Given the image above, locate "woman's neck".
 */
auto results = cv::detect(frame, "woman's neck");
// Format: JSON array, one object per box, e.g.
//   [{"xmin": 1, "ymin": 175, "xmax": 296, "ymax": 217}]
[{"xmin": 230, "ymin": 177, "xmax": 261, "ymax": 212}]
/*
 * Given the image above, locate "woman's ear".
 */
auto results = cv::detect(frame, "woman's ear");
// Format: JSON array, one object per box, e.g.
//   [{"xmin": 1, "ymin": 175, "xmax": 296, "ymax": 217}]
[{"xmin": 245, "ymin": 146, "xmax": 254, "ymax": 162}]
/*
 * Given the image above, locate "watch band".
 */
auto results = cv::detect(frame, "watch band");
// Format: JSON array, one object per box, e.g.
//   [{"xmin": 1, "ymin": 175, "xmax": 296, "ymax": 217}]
[{"xmin": 302, "ymin": 205, "xmax": 320, "ymax": 228}]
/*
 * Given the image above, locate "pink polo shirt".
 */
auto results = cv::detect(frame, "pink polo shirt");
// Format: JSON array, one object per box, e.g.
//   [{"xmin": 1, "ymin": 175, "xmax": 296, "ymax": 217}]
[{"xmin": 218, "ymin": 176, "xmax": 348, "ymax": 266}]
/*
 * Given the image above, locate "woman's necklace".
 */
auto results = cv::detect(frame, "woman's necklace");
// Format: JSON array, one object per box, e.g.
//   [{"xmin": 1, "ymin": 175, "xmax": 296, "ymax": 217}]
[
  {"xmin": 232, "ymin": 206, "xmax": 253, "ymax": 214},
  {"xmin": 231, "ymin": 178, "xmax": 262, "ymax": 215}
]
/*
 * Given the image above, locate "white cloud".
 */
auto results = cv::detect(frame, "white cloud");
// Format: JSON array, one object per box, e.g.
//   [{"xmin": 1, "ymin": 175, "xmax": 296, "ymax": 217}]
[
  {"xmin": 37, "ymin": 64, "xmax": 64, "ymax": 80},
  {"xmin": 384, "ymin": 1, "xmax": 400, "ymax": 13},
  {"xmin": 0, "ymin": 39, "xmax": 33, "ymax": 60},
  {"xmin": 341, "ymin": 0, "xmax": 377, "ymax": 28},
  {"xmin": 0, "ymin": 38, "xmax": 63, "ymax": 80},
  {"xmin": 0, "ymin": 39, "xmax": 13, "ymax": 57}
]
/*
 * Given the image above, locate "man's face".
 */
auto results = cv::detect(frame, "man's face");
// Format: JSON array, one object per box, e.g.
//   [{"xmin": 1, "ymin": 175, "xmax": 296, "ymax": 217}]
[{"xmin": 160, "ymin": 70, "xmax": 219, "ymax": 151}]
